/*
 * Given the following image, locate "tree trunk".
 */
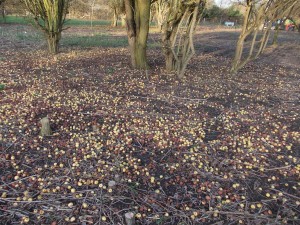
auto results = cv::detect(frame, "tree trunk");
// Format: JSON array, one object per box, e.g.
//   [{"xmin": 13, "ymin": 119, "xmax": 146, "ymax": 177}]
[
  {"xmin": 165, "ymin": 49, "xmax": 175, "ymax": 72},
  {"xmin": 23, "ymin": 0, "xmax": 69, "ymax": 55},
  {"xmin": 231, "ymin": 35, "xmax": 245, "ymax": 73},
  {"xmin": 162, "ymin": 0, "xmax": 204, "ymax": 78},
  {"xmin": 125, "ymin": 0, "xmax": 136, "ymax": 68},
  {"xmin": 135, "ymin": 41, "xmax": 148, "ymax": 69},
  {"xmin": 249, "ymin": 29, "xmax": 258, "ymax": 57},
  {"xmin": 112, "ymin": 8, "xmax": 118, "ymax": 27},
  {"xmin": 124, "ymin": 0, "xmax": 150, "ymax": 69},
  {"xmin": 1, "ymin": 3, "xmax": 5, "ymax": 20},
  {"xmin": 162, "ymin": 5, "xmax": 181, "ymax": 73},
  {"xmin": 256, "ymin": 23, "xmax": 272, "ymax": 58},
  {"xmin": 121, "ymin": 14, "xmax": 126, "ymax": 27},
  {"xmin": 231, "ymin": 1, "xmax": 253, "ymax": 73},
  {"xmin": 155, "ymin": 0, "xmax": 166, "ymax": 32},
  {"xmin": 47, "ymin": 33, "xmax": 60, "ymax": 54}
]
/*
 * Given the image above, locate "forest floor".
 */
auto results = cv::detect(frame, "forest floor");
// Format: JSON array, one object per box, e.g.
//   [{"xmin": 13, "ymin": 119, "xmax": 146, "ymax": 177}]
[{"xmin": 0, "ymin": 24, "xmax": 300, "ymax": 225}]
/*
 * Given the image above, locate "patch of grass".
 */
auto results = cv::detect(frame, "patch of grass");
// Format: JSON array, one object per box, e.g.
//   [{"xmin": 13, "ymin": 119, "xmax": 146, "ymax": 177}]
[
  {"xmin": 16, "ymin": 31, "xmax": 43, "ymax": 42},
  {"xmin": 0, "ymin": 16, "xmax": 112, "ymax": 27},
  {"xmin": 0, "ymin": 25, "xmax": 43, "ymax": 44},
  {"xmin": 61, "ymin": 34, "xmax": 128, "ymax": 48},
  {"xmin": 64, "ymin": 19, "xmax": 111, "ymax": 26},
  {"xmin": 0, "ymin": 16, "xmax": 34, "ymax": 25}
]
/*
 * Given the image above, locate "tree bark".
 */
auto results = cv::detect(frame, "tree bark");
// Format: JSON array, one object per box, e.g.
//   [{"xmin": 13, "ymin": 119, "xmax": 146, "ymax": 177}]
[
  {"xmin": 231, "ymin": 1, "xmax": 253, "ymax": 73},
  {"xmin": 256, "ymin": 22, "xmax": 272, "ymax": 58},
  {"xmin": 112, "ymin": 7, "xmax": 118, "ymax": 27},
  {"xmin": 121, "ymin": 14, "xmax": 126, "ymax": 27},
  {"xmin": 162, "ymin": 0, "xmax": 204, "ymax": 78},
  {"xmin": 162, "ymin": 2, "xmax": 182, "ymax": 73},
  {"xmin": 124, "ymin": 0, "xmax": 150, "ymax": 69},
  {"xmin": 155, "ymin": 0, "xmax": 167, "ymax": 32},
  {"xmin": 249, "ymin": 30, "xmax": 258, "ymax": 57}
]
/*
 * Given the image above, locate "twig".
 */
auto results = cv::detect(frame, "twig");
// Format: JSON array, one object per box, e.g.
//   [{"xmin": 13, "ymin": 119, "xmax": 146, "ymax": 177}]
[
  {"xmin": 270, "ymin": 188, "xmax": 300, "ymax": 200},
  {"xmin": 264, "ymin": 165, "xmax": 291, "ymax": 171},
  {"xmin": 0, "ymin": 175, "xmax": 37, "ymax": 188},
  {"xmin": 171, "ymin": 95, "xmax": 208, "ymax": 102}
]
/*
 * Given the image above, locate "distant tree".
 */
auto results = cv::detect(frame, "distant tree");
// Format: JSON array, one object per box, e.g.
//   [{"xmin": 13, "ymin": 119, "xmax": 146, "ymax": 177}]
[
  {"xmin": 203, "ymin": 4, "xmax": 224, "ymax": 23},
  {"xmin": 152, "ymin": 0, "xmax": 168, "ymax": 32},
  {"xmin": 68, "ymin": 0, "xmax": 110, "ymax": 20},
  {"xmin": 108, "ymin": 0, "xmax": 124, "ymax": 27},
  {"xmin": 68, "ymin": 0, "xmax": 90, "ymax": 18},
  {"xmin": 0, "ymin": 0, "xmax": 5, "ymax": 18},
  {"xmin": 226, "ymin": 5, "xmax": 242, "ymax": 22},
  {"xmin": 208, "ymin": 5, "xmax": 223, "ymax": 19},
  {"xmin": 1, "ymin": 0, "xmax": 27, "ymax": 16},
  {"xmin": 22, "ymin": 0, "xmax": 70, "ymax": 54},
  {"xmin": 124, "ymin": 0, "xmax": 150, "ymax": 69}
]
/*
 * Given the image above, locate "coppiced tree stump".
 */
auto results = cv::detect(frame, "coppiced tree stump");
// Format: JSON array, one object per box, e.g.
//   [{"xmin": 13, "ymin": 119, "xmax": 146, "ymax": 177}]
[
  {"xmin": 40, "ymin": 117, "xmax": 52, "ymax": 136},
  {"xmin": 124, "ymin": 212, "xmax": 135, "ymax": 225}
]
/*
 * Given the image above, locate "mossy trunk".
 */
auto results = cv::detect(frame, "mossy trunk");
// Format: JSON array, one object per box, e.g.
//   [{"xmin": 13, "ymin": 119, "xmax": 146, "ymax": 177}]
[
  {"xmin": 47, "ymin": 33, "xmax": 60, "ymax": 54},
  {"xmin": 134, "ymin": 42, "xmax": 148, "ymax": 69},
  {"xmin": 165, "ymin": 50, "xmax": 176, "ymax": 72},
  {"xmin": 125, "ymin": 0, "xmax": 150, "ymax": 69}
]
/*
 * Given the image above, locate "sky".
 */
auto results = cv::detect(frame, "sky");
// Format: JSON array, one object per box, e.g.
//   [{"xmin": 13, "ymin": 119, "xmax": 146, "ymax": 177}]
[{"xmin": 214, "ymin": 0, "xmax": 232, "ymax": 7}]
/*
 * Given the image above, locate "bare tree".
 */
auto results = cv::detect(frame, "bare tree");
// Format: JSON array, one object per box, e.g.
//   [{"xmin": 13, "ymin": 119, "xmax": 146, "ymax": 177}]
[
  {"xmin": 162, "ymin": 0, "xmax": 206, "ymax": 78},
  {"xmin": 22, "ymin": 0, "xmax": 70, "ymax": 54},
  {"xmin": 231, "ymin": 0, "xmax": 299, "ymax": 73},
  {"xmin": 153, "ymin": 0, "xmax": 169, "ymax": 32}
]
